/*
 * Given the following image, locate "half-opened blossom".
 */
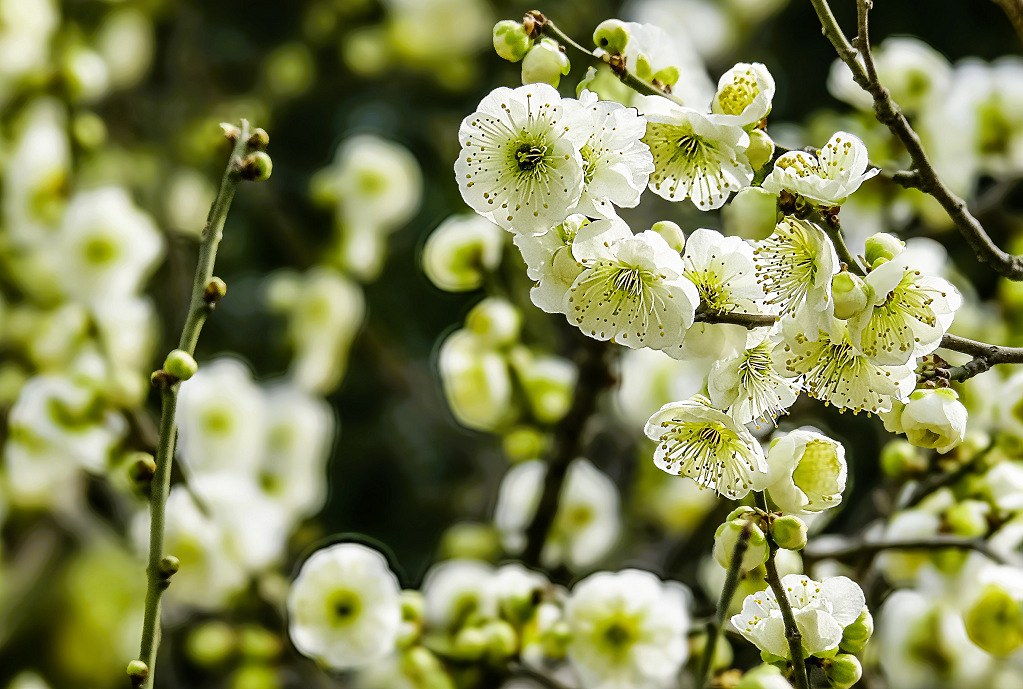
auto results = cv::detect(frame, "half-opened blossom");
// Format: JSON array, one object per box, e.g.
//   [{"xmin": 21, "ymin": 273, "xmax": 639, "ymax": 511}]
[
  {"xmin": 645, "ymin": 395, "xmax": 769, "ymax": 499},
  {"xmin": 731, "ymin": 574, "xmax": 865, "ymax": 659},
  {"xmin": 643, "ymin": 104, "xmax": 753, "ymax": 210},
  {"xmin": 762, "ymin": 131, "xmax": 879, "ymax": 206},
  {"xmin": 847, "ymin": 256, "xmax": 961, "ymax": 366},
  {"xmin": 514, "ymin": 215, "xmax": 597, "ymax": 314},
  {"xmin": 455, "ymin": 83, "xmax": 584, "ymax": 235},
  {"xmin": 567, "ymin": 220, "xmax": 699, "ymax": 349},
  {"xmin": 565, "ymin": 90, "xmax": 655, "ymax": 218},
  {"xmin": 765, "ymin": 428, "xmax": 848, "ymax": 513},
  {"xmin": 711, "ymin": 62, "xmax": 776, "ymax": 128}
]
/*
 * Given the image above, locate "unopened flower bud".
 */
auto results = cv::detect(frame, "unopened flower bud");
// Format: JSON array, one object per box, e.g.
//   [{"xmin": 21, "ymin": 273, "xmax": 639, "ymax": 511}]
[
  {"xmin": 439, "ymin": 521, "xmax": 500, "ymax": 561},
  {"xmin": 945, "ymin": 499, "xmax": 990, "ymax": 538},
  {"xmin": 714, "ymin": 510, "xmax": 769, "ymax": 572},
  {"xmin": 187, "ymin": 620, "xmax": 237, "ymax": 667},
  {"xmin": 452, "ymin": 626, "xmax": 488, "ymax": 660},
  {"xmin": 128, "ymin": 452, "xmax": 157, "ymax": 487},
  {"xmin": 831, "ymin": 271, "xmax": 871, "ymax": 320},
  {"xmin": 880, "ymin": 438, "xmax": 925, "ymax": 478},
  {"xmin": 901, "ymin": 388, "xmax": 967, "ymax": 454},
  {"xmin": 127, "ymin": 660, "xmax": 149, "ymax": 686},
  {"xmin": 466, "ymin": 297, "xmax": 521, "ymax": 347},
  {"xmin": 541, "ymin": 620, "xmax": 571, "ymax": 659},
  {"xmin": 164, "ymin": 349, "xmax": 198, "ymax": 381},
  {"xmin": 397, "ymin": 590, "xmax": 425, "ymax": 647},
  {"xmin": 825, "ymin": 653, "xmax": 862, "ymax": 689},
  {"xmin": 864, "ymin": 232, "xmax": 905, "ymax": 267},
  {"xmin": 159, "ymin": 555, "xmax": 181, "ymax": 578},
  {"xmin": 248, "ymin": 128, "xmax": 270, "ymax": 150},
  {"xmin": 747, "ymin": 130, "xmax": 775, "ymax": 171},
  {"xmin": 493, "ymin": 20, "xmax": 532, "ymax": 62},
  {"xmin": 204, "ymin": 276, "xmax": 228, "ymax": 304},
  {"xmin": 592, "ymin": 19, "xmax": 630, "ymax": 54},
  {"xmin": 239, "ymin": 626, "xmax": 281, "ymax": 660},
  {"xmin": 521, "ymin": 38, "xmax": 570, "ymax": 88},
  {"xmin": 723, "ymin": 187, "xmax": 778, "ymax": 240},
  {"xmin": 840, "ymin": 607, "xmax": 873, "ymax": 654},
  {"xmin": 772, "ymin": 515, "xmax": 808, "ymax": 550},
  {"xmin": 651, "ymin": 220, "xmax": 685, "ymax": 252},
  {"xmin": 220, "ymin": 122, "xmax": 241, "ymax": 142},
  {"xmin": 401, "ymin": 647, "xmax": 450, "ymax": 689},
  {"xmin": 964, "ymin": 582, "xmax": 1023, "ymax": 656},
  {"xmin": 652, "ymin": 65, "xmax": 680, "ymax": 87},
  {"xmin": 240, "ymin": 151, "xmax": 273, "ymax": 181},
  {"xmin": 485, "ymin": 619, "xmax": 519, "ymax": 660},
  {"xmin": 502, "ymin": 426, "xmax": 547, "ymax": 463},
  {"xmin": 736, "ymin": 664, "xmax": 791, "ymax": 689}
]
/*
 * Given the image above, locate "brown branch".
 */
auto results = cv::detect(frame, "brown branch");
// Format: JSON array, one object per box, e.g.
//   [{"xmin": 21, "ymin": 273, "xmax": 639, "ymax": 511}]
[
  {"xmin": 520, "ymin": 335, "xmax": 616, "ymax": 567},
  {"xmin": 809, "ymin": 0, "xmax": 1023, "ymax": 279},
  {"xmin": 934, "ymin": 333, "xmax": 1023, "ymax": 382},
  {"xmin": 992, "ymin": 0, "xmax": 1023, "ymax": 41},
  {"xmin": 694, "ymin": 309, "xmax": 778, "ymax": 329},
  {"xmin": 804, "ymin": 535, "xmax": 1010, "ymax": 566}
]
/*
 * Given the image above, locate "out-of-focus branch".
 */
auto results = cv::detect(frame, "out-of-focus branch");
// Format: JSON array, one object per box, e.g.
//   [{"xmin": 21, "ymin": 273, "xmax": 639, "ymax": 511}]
[
  {"xmin": 808, "ymin": 0, "xmax": 1023, "ymax": 280},
  {"xmin": 520, "ymin": 335, "xmax": 616, "ymax": 567},
  {"xmin": 991, "ymin": 0, "xmax": 1023, "ymax": 41},
  {"xmin": 698, "ymin": 519, "xmax": 752, "ymax": 688},
  {"xmin": 526, "ymin": 11, "xmax": 686, "ymax": 105},
  {"xmin": 804, "ymin": 535, "xmax": 1010, "ymax": 566}
]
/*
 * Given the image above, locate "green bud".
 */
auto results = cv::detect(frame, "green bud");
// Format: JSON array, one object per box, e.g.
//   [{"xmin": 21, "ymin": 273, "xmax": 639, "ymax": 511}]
[
  {"xmin": 163, "ymin": 349, "xmax": 198, "ymax": 381},
  {"xmin": 128, "ymin": 452, "xmax": 157, "ymax": 486},
  {"xmin": 726, "ymin": 505, "xmax": 757, "ymax": 521},
  {"xmin": 746, "ymin": 130, "xmax": 775, "ymax": 171},
  {"xmin": 231, "ymin": 665, "xmax": 279, "ymax": 689},
  {"xmin": 864, "ymin": 232, "xmax": 905, "ymax": 266},
  {"xmin": 502, "ymin": 426, "xmax": 547, "ymax": 462},
  {"xmin": 248, "ymin": 128, "xmax": 270, "ymax": 150},
  {"xmin": 452, "ymin": 626, "xmax": 489, "ymax": 660},
  {"xmin": 239, "ymin": 626, "xmax": 280, "ymax": 660},
  {"xmin": 401, "ymin": 589, "xmax": 425, "ymax": 625},
  {"xmin": 521, "ymin": 38, "xmax": 570, "ymax": 87},
  {"xmin": 714, "ymin": 517, "xmax": 769, "ymax": 572},
  {"xmin": 880, "ymin": 439, "xmax": 926, "ymax": 478},
  {"xmin": 159, "ymin": 555, "xmax": 180, "ymax": 577},
  {"xmin": 592, "ymin": 19, "xmax": 630, "ymax": 54},
  {"xmin": 651, "ymin": 220, "xmax": 685, "ymax": 252},
  {"xmin": 241, "ymin": 151, "xmax": 273, "ymax": 181},
  {"xmin": 825, "ymin": 654, "xmax": 862, "ymax": 689},
  {"xmin": 772, "ymin": 515, "xmax": 808, "ymax": 551},
  {"xmin": 652, "ymin": 65, "xmax": 680, "ymax": 87},
  {"xmin": 187, "ymin": 620, "xmax": 237, "ymax": 667},
  {"xmin": 485, "ymin": 620, "xmax": 519, "ymax": 660},
  {"xmin": 964, "ymin": 583, "xmax": 1023, "ymax": 656},
  {"xmin": 541, "ymin": 620, "xmax": 571, "ymax": 659},
  {"xmin": 723, "ymin": 187, "xmax": 777, "ymax": 241},
  {"xmin": 840, "ymin": 607, "xmax": 874, "ymax": 654},
  {"xmin": 634, "ymin": 54, "xmax": 653, "ymax": 81},
  {"xmin": 402, "ymin": 646, "xmax": 454, "ymax": 689},
  {"xmin": 126, "ymin": 660, "xmax": 149, "ymax": 685},
  {"xmin": 439, "ymin": 521, "xmax": 500, "ymax": 561},
  {"xmin": 736, "ymin": 664, "xmax": 790, "ymax": 689},
  {"xmin": 831, "ymin": 271, "xmax": 872, "ymax": 320},
  {"xmin": 493, "ymin": 20, "xmax": 532, "ymax": 62},
  {"xmin": 945, "ymin": 499, "xmax": 990, "ymax": 538},
  {"xmin": 204, "ymin": 276, "xmax": 228, "ymax": 304},
  {"xmin": 466, "ymin": 297, "xmax": 521, "ymax": 347}
]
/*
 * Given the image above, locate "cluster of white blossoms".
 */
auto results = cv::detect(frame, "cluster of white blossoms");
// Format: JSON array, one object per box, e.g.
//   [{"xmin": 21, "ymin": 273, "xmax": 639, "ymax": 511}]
[{"xmin": 288, "ymin": 541, "xmax": 692, "ymax": 689}]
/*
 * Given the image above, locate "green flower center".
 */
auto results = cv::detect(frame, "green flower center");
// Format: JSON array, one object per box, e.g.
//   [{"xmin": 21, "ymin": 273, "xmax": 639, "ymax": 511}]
[
  {"xmin": 594, "ymin": 612, "xmax": 641, "ymax": 658},
  {"xmin": 327, "ymin": 589, "xmax": 362, "ymax": 627},
  {"xmin": 792, "ymin": 439, "xmax": 841, "ymax": 501},
  {"xmin": 514, "ymin": 143, "xmax": 546, "ymax": 172}
]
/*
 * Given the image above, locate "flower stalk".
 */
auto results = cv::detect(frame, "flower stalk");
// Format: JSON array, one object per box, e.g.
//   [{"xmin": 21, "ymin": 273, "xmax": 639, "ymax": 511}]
[
  {"xmin": 698, "ymin": 518, "xmax": 753, "ymax": 688},
  {"xmin": 135, "ymin": 119, "xmax": 263, "ymax": 688}
]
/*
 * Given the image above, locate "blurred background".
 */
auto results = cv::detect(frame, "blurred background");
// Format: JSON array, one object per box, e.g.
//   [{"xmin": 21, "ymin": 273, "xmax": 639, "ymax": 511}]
[{"xmin": 1, "ymin": 1, "xmax": 1022, "ymax": 688}]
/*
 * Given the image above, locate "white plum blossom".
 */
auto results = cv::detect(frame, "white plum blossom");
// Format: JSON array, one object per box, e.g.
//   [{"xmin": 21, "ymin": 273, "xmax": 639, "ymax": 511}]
[
  {"xmin": 564, "ymin": 90, "xmax": 654, "ymax": 218},
  {"xmin": 765, "ymin": 428, "xmax": 848, "ymax": 514},
  {"xmin": 422, "ymin": 213, "xmax": 505, "ymax": 292},
  {"xmin": 772, "ymin": 318, "xmax": 916, "ymax": 414},
  {"xmin": 847, "ymin": 255, "xmax": 961, "ymax": 366},
  {"xmin": 762, "ymin": 131, "xmax": 879, "ymax": 206},
  {"xmin": 455, "ymin": 83, "xmax": 584, "ymax": 235},
  {"xmin": 421, "ymin": 559, "xmax": 498, "ymax": 631},
  {"xmin": 645, "ymin": 395, "xmax": 769, "ymax": 499},
  {"xmin": 566, "ymin": 220, "xmax": 700, "ymax": 349},
  {"xmin": 731, "ymin": 574, "xmax": 865, "ymax": 658},
  {"xmin": 564, "ymin": 569, "xmax": 690, "ymax": 689},
  {"xmin": 513, "ymin": 215, "xmax": 595, "ymax": 314},
  {"xmin": 438, "ymin": 329, "xmax": 515, "ymax": 432},
  {"xmin": 883, "ymin": 388, "xmax": 968, "ymax": 454},
  {"xmin": 288, "ymin": 543, "xmax": 403, "ymax": 670},
  {"xmin": 708, "ymin": 327, "xmax": 800, "ymax": 426},
  {"xmin": 495, "ymin": 458, "xmax": 621, "ymax": 572},
  {"xmin": 754, "ymin": 217, "xmax": 840, "ymax": 334},
  {"xmin": 643, "ymin": 104, "xmax": 753, "ymax": 210},
  {"xmin": 711, "ymin": 62, "xmax": 776, "ymax": 128},
  {"xmin": 673, "ymin": 228, "xmax": 765, "ymax": 360}
]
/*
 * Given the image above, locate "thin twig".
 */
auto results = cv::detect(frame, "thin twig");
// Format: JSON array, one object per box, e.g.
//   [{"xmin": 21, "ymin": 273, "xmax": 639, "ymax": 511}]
[
  {"xmin": 694, "ymin": 309, "xmax": 778, "ymax": 329},
  {"xmin": 991, "ymin": 0, "xmax": 1023, "ymax": 41},
  {"xmin": 809, "ymin": 0, "xmax": 1023, "ymax": 279},
  {"xmin": 698, "ymin": 519, "xmax": 753, "ymax": 688},
  {"xmin": 935, "ymin": 333, "xmax": 1023, "ymax": 382},
  {"xmin": 520, "ymin": 335, "xmax": 616, "ymax": 567},
  {"xmin": 136, "ymin": 121, "xmax": 259, "ymax": 689},
  {"xmin": 804, "ymin": 535, "xmax": 1010, "ymax": 566}
]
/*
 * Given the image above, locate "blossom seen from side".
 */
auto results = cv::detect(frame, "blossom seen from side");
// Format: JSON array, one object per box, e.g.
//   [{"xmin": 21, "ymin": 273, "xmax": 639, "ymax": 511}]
[
  {"xmin": 513, "ymin": 214, "xmax": 594, "ymax": 314},
  {"xmin": 422, "ymin": 213, "xmax": 505, "ymax": 293},
  {"xmin": 566, "ymin": 220, "xmax": 699, "ymax": 350},
  {"xmin": 564, "ymin": 90, "xmax": 654, "ymax": 218},
  {"xmin": 421, "ymin": 559, "xmax": 498, "ymax": 631},
  {"xmin": 711, "ymin": 62, "xmax": 776, "ymax": 128},
  {"xmin": 643, "ymin": 104, "xmax": 753, "ymax": 210},
  {"xmin": 772, "ymin": 318, "xmax": 915, "ymax": 414},
  {"xmin": 565, "ymin": 568, "xmax": 690, "ymax": 689},
  {"xmin": 708, "ymin": 327, "xmax": 800, "ymax": 426},
  {"xmin": 762, "ymin": 131, "xmax": 879, "ymax": 206},
  {"xmin": 645, "ymin": 395, "xmax": 769, "ymax": 499},
  {"xmin": 455, "ymin": 83, "xmax": 584, "ymax": 235},
  {"xmin": 288, "ymin": 543, "xmax": 403, "ymax": 670},
  {"xmin": 765, "ymin": 428, "xmax": 847, "ymax": 514},
  {"xmin": 731, "ymin": 574, "xmax": 865, "ymax": 659},
  {"xmin": 883, "ymin": 388, "xmax": 967, "ymax": 454},
  {"xmin": 847, "ymin": 256, "xmax": 961, "ymax": 366}
]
